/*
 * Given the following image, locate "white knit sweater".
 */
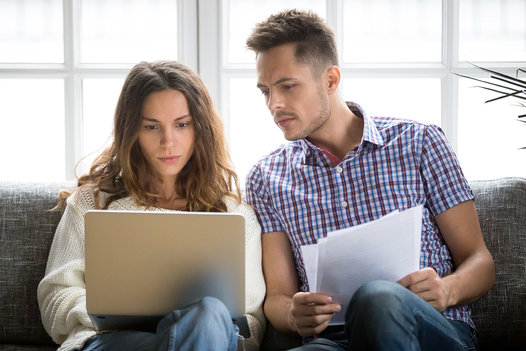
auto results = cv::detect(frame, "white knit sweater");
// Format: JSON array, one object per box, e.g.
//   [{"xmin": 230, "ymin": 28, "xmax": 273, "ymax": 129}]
[{"xmin": 37, "ymin": 187, "xmax": 266, "ymax": 351}]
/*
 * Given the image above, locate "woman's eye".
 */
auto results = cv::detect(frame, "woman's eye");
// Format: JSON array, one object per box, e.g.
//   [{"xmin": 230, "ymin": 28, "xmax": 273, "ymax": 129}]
[
  {"xmin": 144, "ymin": 125, "xmax": 158, "ymax": 130},
  {"xmin": 176, "ymin": 122, "xmax": 189, "ymax": 128}
]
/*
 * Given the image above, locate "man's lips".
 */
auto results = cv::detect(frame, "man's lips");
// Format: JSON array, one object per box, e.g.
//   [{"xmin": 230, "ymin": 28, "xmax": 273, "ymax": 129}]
[
  {"xmin": 274, "ymin": 111, "xmax": 298, "ymax": 128},
  {"xmin": 275, "ymin": 117, "xmax": 295, "ymax": 128}
]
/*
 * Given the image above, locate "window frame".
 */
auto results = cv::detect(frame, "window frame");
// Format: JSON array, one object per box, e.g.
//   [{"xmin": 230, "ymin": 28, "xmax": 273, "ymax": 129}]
[
  {"xmin": 1, "ymin": 0, "xmax": 525, "ymax": 181},
  {"xmin": 0, "ymin": 0, "xmax": 197, "ymax": 180},
  {"xmin": 199, "ymin": 0, "xmax": 526, "ymax": 157}
]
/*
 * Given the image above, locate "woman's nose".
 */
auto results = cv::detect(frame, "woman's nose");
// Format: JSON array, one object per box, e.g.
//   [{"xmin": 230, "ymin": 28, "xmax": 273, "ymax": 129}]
[{"xmin": 160, "ymin": 129, "xmax": 175, "ymax": 147}]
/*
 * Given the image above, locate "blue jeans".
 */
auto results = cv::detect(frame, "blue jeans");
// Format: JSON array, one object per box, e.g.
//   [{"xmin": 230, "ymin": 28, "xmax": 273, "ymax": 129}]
[
  {"xmin": 81, "ymin": 297, "xmax": 239, "ymax": 351},
  {"xmin": 291, "ymin": 280, "xmax": 478, "ymax": 351}
]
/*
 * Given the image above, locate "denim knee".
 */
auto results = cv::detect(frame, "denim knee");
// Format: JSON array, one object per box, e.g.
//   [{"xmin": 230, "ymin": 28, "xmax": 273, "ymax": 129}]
[
  {"xmin": 346, "ymin": 280, "xmax": 408, "ymax": 324},
  {"xmin": 157, "ymin": 296, "xmax": 233, "ymax": 335},
  {"xmin": 155, "ymin": 296, "xmax": 237, "ymax": 351},
  {"xmin": 192, "ymin": 296, "xmax": 232, "ymax": 330},
  {"xmin": 351, "ymin": 280, "xmax": 405, "ymax": 304},
  {"xmin": 345, "ymin": 280, "xmax": 417, "ymax": 349},
  {"xmin": 195, "ymin": 296, "xmax": 230, "ymax": 316}
]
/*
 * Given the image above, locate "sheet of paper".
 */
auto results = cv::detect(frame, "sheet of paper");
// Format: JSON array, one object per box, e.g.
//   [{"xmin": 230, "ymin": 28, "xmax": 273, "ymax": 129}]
[
  {"xmin": 301, "ymin": 205, "xmax": 422, "ymax": 325},
  {"xmin": 300, "ymin": 243, "xmax": 318, "ymax": 290}
]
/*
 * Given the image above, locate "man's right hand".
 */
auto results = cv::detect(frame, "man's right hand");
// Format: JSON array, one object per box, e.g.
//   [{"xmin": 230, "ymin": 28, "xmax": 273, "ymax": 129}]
[
  {"xmin": 289, "ymin": 292, "xmax": 341, "ymax": 336},
  {"xmin": 262, "ymin": 231, "xmax": 342, "ymax": 336}
]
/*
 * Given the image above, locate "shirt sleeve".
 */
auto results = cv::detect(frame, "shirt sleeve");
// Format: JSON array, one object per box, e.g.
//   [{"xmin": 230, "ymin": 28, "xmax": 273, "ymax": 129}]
[
  {"xmin": 230, "ymin": 201, "xmax": 266, "ymax": 351},
  {"xmin": 420, "ymin": 124, "xmax": 474, "ymax": 216},
  {"xmin": 37, "ymin": 188, "xmax": 96, "ymax": 345},
  {"xmin": 244, "ymin": 163, "xmax": 284, "ymax": 234}
]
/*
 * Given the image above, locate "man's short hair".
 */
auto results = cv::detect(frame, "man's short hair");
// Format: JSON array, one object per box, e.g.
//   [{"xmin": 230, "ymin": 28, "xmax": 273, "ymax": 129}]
[{"xmin": 246, "ymin": 9, "xmax": 339, "ymax": 77}]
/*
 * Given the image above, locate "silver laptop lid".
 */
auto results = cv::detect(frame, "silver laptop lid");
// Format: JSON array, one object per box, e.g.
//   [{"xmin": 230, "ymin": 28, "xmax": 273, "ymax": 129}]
[{"xmin": 84, "ymin": 210, "xmax": 245, "ymax": 320}]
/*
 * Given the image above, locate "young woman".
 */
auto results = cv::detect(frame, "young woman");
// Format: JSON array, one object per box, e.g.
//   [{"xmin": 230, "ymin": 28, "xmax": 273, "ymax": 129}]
[{"xmin": 37, "ymin": 61, "xmax": 265, "ymax": 351}]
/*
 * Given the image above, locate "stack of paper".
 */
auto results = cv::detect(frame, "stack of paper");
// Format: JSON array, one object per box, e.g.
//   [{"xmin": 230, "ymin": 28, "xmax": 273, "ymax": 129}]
[{"xmin": 300, "ymin": 205, "xmax": 423, "ymax": 324}]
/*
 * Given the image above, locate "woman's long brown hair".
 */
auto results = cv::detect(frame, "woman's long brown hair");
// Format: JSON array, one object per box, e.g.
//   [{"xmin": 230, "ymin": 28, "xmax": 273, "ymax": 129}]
[{"xmin": 58, "ymin": 61, "xmax": 240, "ymax": 212}]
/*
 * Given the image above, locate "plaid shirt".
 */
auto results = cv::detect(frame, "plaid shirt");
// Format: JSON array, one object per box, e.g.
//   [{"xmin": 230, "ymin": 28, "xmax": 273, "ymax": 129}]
[{"xmin": 245, "ymin": 102, "xmax": 475, "ymax": 328}]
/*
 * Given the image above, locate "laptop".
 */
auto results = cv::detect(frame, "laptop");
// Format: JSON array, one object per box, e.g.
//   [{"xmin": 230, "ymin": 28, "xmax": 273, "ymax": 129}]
[{"xmin": 84, "ymin": 210, "xmax": 249, "ymax": 337}]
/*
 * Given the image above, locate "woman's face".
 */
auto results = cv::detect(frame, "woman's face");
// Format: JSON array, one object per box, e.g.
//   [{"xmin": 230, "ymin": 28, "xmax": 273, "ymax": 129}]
[{"xmin": 138, "ymin": 89, "xmax": 195, "ymax": 184}]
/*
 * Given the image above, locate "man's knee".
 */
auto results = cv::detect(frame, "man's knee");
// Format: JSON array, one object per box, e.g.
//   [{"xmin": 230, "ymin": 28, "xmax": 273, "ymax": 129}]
[
  {"xmin": 345, "ymin": 280, "xmax": 418, "ymax": 347},
  {"xmin": 347, "ymin": 280, "xmax": 408, "ymax": 321},
  {"xmin": 352, "ymin": 280, "xmax": 405, "ymax": 303}
]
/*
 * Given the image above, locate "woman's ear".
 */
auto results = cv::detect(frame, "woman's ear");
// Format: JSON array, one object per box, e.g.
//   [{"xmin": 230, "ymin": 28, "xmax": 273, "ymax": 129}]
[{"xmin": 326, "ymin": 66, "xmax": 341, "ymax": 94}]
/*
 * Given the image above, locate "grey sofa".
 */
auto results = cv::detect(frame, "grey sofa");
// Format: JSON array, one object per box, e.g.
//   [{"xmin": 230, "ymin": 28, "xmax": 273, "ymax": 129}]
[{"xmin": 1, "ymin": 178, "xmax": 525, "ymax": 350}]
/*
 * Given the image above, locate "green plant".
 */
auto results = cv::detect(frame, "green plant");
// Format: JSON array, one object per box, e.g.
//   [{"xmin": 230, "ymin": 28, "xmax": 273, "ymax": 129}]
[{"xmin": 456, "ymin": 64, "xmax": 526, "ymax": 149}]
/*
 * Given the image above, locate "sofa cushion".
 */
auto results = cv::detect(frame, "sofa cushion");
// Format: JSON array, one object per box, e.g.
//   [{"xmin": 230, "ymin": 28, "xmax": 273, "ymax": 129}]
[
  {"xmin": 470, "ymin": 177, "xmax": 526, "ymax": 350},
  {"xmin": 0, "ymin": 182, "xmax": 71, "ymax": 346},
  {"xmin": 1, "ymin": 178, "xmax": 524, "ymax": 350},
  {"xmin": 0, "ymin": 345, "xmax": 57, "ymax": 351}
]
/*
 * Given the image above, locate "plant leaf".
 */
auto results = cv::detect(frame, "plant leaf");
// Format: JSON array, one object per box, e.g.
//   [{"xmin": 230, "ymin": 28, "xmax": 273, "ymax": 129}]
[
  {"xmin": 471, "ymin": 63, "xmax": 526, "ymax": 86},
  {"xmin": 486, "ymin": 89, "xmax": 526, "ymax": 103}
]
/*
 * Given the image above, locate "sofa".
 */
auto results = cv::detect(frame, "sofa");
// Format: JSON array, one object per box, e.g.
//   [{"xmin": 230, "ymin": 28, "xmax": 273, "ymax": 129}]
[{"xmin": 1, "ymin": 178, "xmax": 525, "ymax": 351}]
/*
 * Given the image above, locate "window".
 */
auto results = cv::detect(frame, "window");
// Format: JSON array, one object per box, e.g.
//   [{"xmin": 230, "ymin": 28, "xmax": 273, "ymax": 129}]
[
  {"xmin": 1, "ymin": 0, "xmax": 525, "ymax": 182},
  {"xmin": 0, "ymin": 0, "xmax": 196, "ymax": 180},
  {"xmin": 200, "ymin": 0, "xmax": 526, "ymax": 184},
  {"xmin": 0, "ymin": 79, "xmax": 65, "ymax": 181}
]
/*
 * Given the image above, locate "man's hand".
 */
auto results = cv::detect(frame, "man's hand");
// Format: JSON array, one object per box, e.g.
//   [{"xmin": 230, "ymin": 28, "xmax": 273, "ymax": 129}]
[
  {"xmin": 261, "ymin": 231, "xmax": 346, "ymax": 335},
  {"xmin": 289, "ymin": 292, "xmax": 341, "ymax": 336},
  {"xmin": 397, "ymin": 267, "xmax": 450, "ymax": 312}
]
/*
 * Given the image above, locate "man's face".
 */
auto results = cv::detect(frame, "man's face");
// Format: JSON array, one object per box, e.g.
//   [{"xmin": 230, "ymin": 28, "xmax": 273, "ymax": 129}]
[{"xmin": 256, "ymin": 43, "xmax": 330, "ymax": 141}]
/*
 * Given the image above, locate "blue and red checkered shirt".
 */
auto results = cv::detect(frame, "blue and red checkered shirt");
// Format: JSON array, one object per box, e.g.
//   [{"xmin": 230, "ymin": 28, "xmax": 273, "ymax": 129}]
[{"xmin": 245, "ymin": 102, "xmax": 475, "ymax": 328}]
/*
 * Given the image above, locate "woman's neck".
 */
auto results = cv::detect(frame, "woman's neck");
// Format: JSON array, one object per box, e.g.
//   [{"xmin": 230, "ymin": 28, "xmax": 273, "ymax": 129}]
[
  {"xmin": 155, "ymin": 197, "xmax": 187, "ymax": 210},
  {"xmin": 153, "ymin": 179, "xmax": 187, "ymax": 210}
]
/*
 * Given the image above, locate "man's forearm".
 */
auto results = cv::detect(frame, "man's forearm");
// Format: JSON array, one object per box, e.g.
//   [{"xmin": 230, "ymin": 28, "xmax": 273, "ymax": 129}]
[
  {"xmin": 444, "ymin": 250, "xmax": 495, "ymax": 307},
  {"xmin": 264, "ymin": 294, "xmax": 296, "ymax": 334},
  {"xmin": 434, "ymin": 200, "xmax": 496, "ymax": 309}
]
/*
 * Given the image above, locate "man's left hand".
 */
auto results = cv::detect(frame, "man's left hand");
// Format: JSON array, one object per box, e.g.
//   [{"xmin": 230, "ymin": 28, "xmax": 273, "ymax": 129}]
[{"xmin": 397, "ymin": 267, "xmax": 450, "ymax": 312}]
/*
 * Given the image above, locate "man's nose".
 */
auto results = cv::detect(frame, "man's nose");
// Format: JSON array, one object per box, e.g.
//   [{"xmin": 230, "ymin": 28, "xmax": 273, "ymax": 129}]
[{"xmin": 268, "ymin": 91, "xmax": 285, "ymax": 112}]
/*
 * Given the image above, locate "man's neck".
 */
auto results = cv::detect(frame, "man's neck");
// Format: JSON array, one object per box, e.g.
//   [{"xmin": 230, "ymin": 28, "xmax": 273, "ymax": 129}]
[{"xmin": 307, "ymin": 99, "xmax": 364, "ymax": 160}]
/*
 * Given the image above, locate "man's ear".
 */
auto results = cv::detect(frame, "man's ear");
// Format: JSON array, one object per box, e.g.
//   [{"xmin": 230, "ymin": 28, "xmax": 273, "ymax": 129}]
[{"xmin": 325, "ymin": 66, "xmax": 341, "ymax": 94}]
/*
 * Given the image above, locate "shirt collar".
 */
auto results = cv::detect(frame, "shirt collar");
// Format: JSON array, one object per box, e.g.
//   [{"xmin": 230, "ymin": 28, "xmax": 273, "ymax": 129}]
[
  {"xmin": 298, "ymin": 101, "xmax": 385, "ymax": 158},
  {"xmin": 348, "ymin": 101, "xmax": 385, "ymax": 147}
]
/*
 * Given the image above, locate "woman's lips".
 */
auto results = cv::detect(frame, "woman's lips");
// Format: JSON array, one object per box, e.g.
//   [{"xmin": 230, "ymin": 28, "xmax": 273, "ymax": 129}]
[{"xmin": 158, "ymin": 155, "xmax": 180, "ymax": 163}]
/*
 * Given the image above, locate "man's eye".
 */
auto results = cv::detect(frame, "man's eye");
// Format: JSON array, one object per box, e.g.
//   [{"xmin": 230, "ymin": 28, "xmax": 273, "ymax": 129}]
[
  {"xmin": 283, "ymin": 84, "xmax": 295, "ymax": 90},
  {"xmin": 260, "ymin": 90, "xmax": 269, "ymax": 96}
]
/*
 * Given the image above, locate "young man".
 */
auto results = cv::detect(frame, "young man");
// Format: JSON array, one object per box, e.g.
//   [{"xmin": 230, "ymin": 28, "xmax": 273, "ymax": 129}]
[{"xmin": 244, "ymin": 9, "xmax": 495, "ymax": 351}]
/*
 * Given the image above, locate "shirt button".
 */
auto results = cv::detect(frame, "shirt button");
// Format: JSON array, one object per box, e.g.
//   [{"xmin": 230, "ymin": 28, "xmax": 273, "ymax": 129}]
[
  {"xmin": 341, "ymin": 201, "xmax": 348, "ymax": 208},
  {"xmin": 336, "ymin": 166, "xmax": 343, "ymax": 173}
]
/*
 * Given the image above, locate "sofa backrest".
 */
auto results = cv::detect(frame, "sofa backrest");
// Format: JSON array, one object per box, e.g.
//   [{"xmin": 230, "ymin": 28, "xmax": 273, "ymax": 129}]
[
  {"xmin": 1, "ymin": 179, "xmax": 525, "ymax": 349},
  {"xmin": 469, "ymin": 177, "xmax": 526, "ymax": 350},
  {"xmin": 0, "ymin": 182, "xmax": 71, "ymax": 346}
]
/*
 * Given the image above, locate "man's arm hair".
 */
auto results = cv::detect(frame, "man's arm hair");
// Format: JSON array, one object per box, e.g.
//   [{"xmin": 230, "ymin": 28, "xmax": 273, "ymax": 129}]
[
  {"xmin": 436, "ymin": 200, "xmax": 495, "ymax": 307},
  {"xmin": 262, "ymin": 231, "xmax": 299, "ymax": 333}
]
